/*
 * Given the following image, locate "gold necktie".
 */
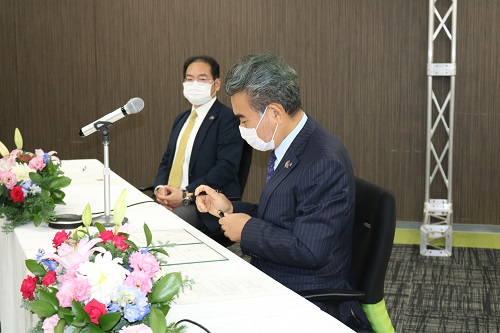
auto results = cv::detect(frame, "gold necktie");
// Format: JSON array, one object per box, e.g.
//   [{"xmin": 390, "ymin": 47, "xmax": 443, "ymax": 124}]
[{"xmin": 168, "ymin": 109, "xmax": 198, "ymax": 187}]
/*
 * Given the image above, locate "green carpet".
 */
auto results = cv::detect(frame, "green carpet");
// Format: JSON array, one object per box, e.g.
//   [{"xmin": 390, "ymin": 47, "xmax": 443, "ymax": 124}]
[{"xmin": 394, "ymin": 229, "xmax": 500, "ymax": 249}]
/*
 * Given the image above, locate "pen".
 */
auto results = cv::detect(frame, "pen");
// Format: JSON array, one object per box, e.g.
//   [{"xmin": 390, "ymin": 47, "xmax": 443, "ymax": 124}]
[{"xmin": 192, "ymin": 191, "xmax": 224, "ymax": 217}]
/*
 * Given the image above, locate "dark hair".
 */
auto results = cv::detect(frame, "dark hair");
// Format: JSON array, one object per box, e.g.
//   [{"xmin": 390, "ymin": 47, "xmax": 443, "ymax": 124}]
[
  {"xmin": 225, "ymin": 52, "xmax": 302, "ymax": 116},
  {"xmin": 183, "ymin": 55, "xmax": 220, "ymax": 80}
]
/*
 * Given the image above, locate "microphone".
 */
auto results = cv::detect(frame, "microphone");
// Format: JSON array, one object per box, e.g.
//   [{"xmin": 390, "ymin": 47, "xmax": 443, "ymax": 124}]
[{"xmin": 79, "ymin": 97, "xmax": 145, "ymax": 137}]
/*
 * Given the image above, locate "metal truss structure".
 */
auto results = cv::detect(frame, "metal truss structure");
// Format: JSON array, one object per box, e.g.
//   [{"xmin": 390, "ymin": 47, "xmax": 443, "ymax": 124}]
[{"xmin": 421, "ymin": 0, "xmax": 457, "ymax": 257}]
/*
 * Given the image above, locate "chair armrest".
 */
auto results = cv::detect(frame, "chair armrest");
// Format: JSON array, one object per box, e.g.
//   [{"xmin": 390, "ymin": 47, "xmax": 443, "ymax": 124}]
[
  {"xmin": 298, "ymin": 288, "xmax": 365, "ymax": 320},
  {"xmin": 137, "ymin": 184, "xmax": 155, "ymax": 192},
  {"xmin": 298, "ymin": 288, "xmax": 365, "ymax": 301}
]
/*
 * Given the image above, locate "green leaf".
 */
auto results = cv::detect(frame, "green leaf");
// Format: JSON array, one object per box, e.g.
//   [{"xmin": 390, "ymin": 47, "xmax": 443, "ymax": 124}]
[
  {"xmin": 97, "ymin": 312, "xmax": 121, "ymax": 331},
  {"xmin": 30, "ymin": 300, "xmax": 58, "ymax": 317},
  {"xmin": 14, "ymin": 127, "xmax": 23, "ymax": 149},
  {"xmin": 156, "ymin": 303, "xmax": 171, "ymax": 316},
  {"xmin": 29, "ymin": 172, "xmax": 43, "ymax": 184},
  {"xmin": 33, "ymin": 214, "xmax": 43, "ymax": 227},
  {"xmin": 61, "ymin": 326, "xmax": 82, "ymax": 333},
  {"xmin": 49, "ymin": 176, "xmax": 72, "ymax": 189},
  {"xmin": 113, "ymin": 189, "xmax": 127, "ymax": 226},
  {"xmin": 81, "ymin": 324, "xmax": 106, "ymax": 333},
  {"xmin": 123, "ymin": 239, "xmax": 138, "ymax": 251},
  {"xmin": 93, "ymin": 222, "xmax": 105, "ymax": 232},
  {"xmin": 149, "ymin": 272, "xmax": 182, "ymax": 303},
  {"xmin": 150, "ymin": 307, "xmax": 167, "ymax": 333},
  {"xmin": 149, "ymin": 247, "xmax": 169, "ymax": 257},
  {"xmin": 39, "ymin": 289, "xmax": 59, "ymax": 310},
  {"xmin": 72, "ymin": 300, "xmax": 91, "ymax": 323},
  {"xmin": 144, "ymin": 223, "xmax": 153, "ymax": 247},
  {"xmin": 82, "ymin": 203, "xmax": 92, "ymax": 227},
  {"xmin": 51, "ymin": 189, "xmax": 66, "ymax": 200},
  {"xmin": 26, "ymin": 259, "xmax": 48, "ymax": 276},
  {"xmin": 54, "ymin": 318, "xmax": 66, "ymax": 333}
]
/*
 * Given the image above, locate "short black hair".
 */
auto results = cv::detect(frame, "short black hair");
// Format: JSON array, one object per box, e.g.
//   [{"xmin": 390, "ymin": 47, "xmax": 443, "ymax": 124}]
[{"xmin": 183, "ymin": 55, "xmax": 220, "ymax": 80}]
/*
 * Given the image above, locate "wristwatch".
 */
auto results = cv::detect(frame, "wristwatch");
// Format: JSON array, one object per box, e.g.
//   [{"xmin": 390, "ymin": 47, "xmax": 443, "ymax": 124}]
[{"xmin": 181, "ymin": 190, "xmax": 192, "ymax": 206}]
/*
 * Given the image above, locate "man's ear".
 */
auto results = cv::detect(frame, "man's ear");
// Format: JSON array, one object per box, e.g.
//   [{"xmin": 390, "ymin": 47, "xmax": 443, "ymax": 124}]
[
  {"xmin": 213, "ymin": 78, "xmax": 221, "ymax": 92},
  {"xmin": 268, "ymin": 103, "xmax": 285, "ymax": 124}
]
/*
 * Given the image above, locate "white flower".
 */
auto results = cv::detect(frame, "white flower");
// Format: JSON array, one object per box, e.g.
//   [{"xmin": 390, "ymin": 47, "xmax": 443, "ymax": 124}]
[
  {"xmin": 11, "ymin": 162, "xmax": 35, "ymax": 182},
  {"xmin": 77, "ymin": 251, "xmax": 130, "ymax": 304},
  {"xmin": 0, "ymin": 157, "xmax": 14, "ymax": 171}
]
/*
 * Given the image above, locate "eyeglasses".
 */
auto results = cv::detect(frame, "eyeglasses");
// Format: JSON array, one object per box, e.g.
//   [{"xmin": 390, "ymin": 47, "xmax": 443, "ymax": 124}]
[{"xmin": 183, "ymin": 76, "xmax": 216, "ymax": 83}]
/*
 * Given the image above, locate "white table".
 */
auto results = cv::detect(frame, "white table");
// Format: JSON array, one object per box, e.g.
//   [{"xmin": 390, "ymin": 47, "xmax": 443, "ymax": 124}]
[{"xmin": 0, "ymin": 159, "xmax": 353, "ymax": 333}]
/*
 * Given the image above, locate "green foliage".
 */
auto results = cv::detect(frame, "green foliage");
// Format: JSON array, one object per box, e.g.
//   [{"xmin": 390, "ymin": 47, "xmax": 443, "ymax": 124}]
[
  {"xmin": 150, "ymin": 272, "xmax": 182, "ymax": 304},
  {"xmin": 26, "ymin": 259, "xmax": 48, "ymax": 276},
  {"xmin": 0, "ymin": 157, "xmax": 72, "ymax": 233}
]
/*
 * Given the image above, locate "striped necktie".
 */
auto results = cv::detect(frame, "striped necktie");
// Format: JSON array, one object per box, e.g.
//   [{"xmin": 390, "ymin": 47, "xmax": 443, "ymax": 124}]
[
  {"xmin": 168, "ymin": 109, "xmax": 198, "ymax": 187},
  {"xmin": 266, "ymin": 150, "xmax": 277, "ymax": 183}
]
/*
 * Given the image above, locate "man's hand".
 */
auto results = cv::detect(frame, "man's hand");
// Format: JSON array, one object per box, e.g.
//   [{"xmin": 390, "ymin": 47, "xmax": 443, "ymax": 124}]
[
  {"xmin": 218, "ymin": 213, "xmax": 251, "ymax": 242},
  {"xmin": 156, "ymin": 185, "xmax": 183, "ymax": 210},
  {"xmin": 195, "ymin": 185, "xmax": 232, "ymax": 217}
]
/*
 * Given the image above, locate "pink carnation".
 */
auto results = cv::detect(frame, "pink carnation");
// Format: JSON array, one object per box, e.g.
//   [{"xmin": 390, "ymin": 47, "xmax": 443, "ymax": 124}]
[
  {"xmin": 0, "ymin": 171, "xmax": 17, "ymax": 189},
  {"xmin": 119, "ymin": 324, "xmax": 153, "ymax": 333},
  {"xmin": 129, "ymin": 251, "xmax": 160, "ymax": 278},
  {"xmin": 56, "ymin": 277, "xmax": 91, "ymax": 307},
  {"xmin": 124, "ymin": 270, "xmax": 153, "ymax": 294},
  {"xmin": 42, "ymin": 314, "xmax": 60, "ymax": 333},
  {"xmin": 28, "ymin": 155, "xmax": 46, "ymax": 171}
]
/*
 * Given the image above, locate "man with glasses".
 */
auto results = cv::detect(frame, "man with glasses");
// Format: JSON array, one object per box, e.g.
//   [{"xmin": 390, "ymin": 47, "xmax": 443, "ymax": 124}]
[{"xmin": 154, "ymin": 55, "xmax": 243, "ymax": 244}]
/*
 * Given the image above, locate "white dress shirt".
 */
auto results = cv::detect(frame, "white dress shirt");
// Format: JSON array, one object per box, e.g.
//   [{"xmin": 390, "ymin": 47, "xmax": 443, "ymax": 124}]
[{"xmin": 174, "ymin": 97, "xmax": 216, "ymax": 189}]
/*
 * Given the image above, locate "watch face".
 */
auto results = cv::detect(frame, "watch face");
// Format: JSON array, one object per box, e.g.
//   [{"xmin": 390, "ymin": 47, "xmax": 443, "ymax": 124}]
[{"xmin": 182, "ymin": 197, "xmax": 191, "ymax": 206}]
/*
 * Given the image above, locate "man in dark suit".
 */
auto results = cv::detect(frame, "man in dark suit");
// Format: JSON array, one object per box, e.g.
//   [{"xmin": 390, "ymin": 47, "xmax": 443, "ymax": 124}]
[
  {"xmin": 194, "ymin": 53, "xmax": 371, "ymax": 330},
  {"xmin": 154, "ymin": 55, "xmax": 243, "ymax": 242}
]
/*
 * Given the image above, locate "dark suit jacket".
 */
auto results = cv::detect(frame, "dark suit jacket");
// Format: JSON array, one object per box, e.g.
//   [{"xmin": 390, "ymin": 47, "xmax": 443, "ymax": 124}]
[
  {"xmin": 154, "ymin": 99, "xmax": 243, "ymax": 198},
  {"xmin": 233, "ymin": 117, "xmax": 357, "ymax": 321}
]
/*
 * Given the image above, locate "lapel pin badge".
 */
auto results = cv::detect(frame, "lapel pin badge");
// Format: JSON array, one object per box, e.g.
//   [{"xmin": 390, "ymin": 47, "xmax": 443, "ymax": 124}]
[
  {"xmin": 284, "ymin": 160, "xmax": 292, "ymax": 168},
  {"xmin": 209, "ymin": 116, "xmax": 215, "ymax": 120}
]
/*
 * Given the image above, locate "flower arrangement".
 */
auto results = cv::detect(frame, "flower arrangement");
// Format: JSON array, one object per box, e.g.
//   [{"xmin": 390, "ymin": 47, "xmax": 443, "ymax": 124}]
[
  {"xmin": 20, "ymin": 190, "xmax": 186, "ymax": 333},
  {"xmin": 0, "ymin": 128, "xmax": 71, "ymax": 233}
]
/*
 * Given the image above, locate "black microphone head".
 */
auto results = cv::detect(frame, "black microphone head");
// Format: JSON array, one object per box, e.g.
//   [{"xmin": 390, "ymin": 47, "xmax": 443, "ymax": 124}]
[{"xmin": 124, "ymin": 97, "xmax": 144, "ymax": 115}]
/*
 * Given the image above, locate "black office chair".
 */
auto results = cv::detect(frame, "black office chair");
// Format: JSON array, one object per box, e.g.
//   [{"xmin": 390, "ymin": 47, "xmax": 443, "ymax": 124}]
[
  {"xmin": 232, "ymin": 142, "xmax": 252, "ymax": 200},
  {"xmin": 298, "ymin": 177, "xmax": 396, "ymax": 333}
]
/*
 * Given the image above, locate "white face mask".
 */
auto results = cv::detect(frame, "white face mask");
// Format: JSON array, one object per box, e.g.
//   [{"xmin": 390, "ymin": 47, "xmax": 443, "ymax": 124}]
[
  {"xmin": 239, "ymin": 107, "xmax": 278, "ymax": 151},
  {"xmin": 183, "ymin": 81, "xmax": 215, "ymax": 106}
]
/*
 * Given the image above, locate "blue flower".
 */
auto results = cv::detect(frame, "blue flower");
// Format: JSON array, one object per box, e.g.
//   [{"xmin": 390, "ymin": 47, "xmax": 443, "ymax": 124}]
[
  {"xmin": 20, "ymin": 180, "xmax": 41, "ymax": 197},
  {"xmin": 41, "ymin": 259, "xmax": 58, "ymax": 271},
  {"xmin": 35, "ymin": 249, "xmax": 45, "ymax": 261},
  {"xmin": 123, "ymin": 304, "xmax": 141, "ymax": 322},
  {"xmin": 43, "ymin": 153, "xmax": 50, "ymax": 164},
  {"xmin": 108, "ymin": 302, "xmax": 121, "ymax": 313}
]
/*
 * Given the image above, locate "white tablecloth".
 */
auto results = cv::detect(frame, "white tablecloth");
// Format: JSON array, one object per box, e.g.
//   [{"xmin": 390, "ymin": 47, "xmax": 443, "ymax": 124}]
[{"xmin": 0, "ymin": 159, "xmax": 353, "ymax": 333}]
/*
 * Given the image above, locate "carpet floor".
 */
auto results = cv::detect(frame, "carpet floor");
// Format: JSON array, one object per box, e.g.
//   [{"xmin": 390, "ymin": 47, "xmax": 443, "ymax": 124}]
[{"xmin": 227, "ymin": 243, "xmax": 500, "ymax": 333}]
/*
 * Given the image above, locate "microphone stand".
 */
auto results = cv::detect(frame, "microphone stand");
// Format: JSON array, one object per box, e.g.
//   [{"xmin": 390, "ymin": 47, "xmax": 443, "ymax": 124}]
[{"xmin": 93, "ymin": 121, "xmax": 127, "ymax": 227}]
